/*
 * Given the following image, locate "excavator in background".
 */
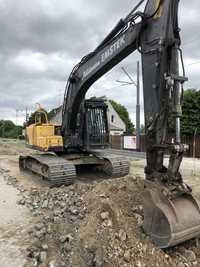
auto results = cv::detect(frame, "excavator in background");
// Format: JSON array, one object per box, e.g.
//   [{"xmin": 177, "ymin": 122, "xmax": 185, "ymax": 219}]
[
  {"xmin": 20, "ymin": 0, "xmax": 200, "ymax": 248},
  {"xmin": 21, "ymin": 97, "xmax": 129, "ymax": 186}
]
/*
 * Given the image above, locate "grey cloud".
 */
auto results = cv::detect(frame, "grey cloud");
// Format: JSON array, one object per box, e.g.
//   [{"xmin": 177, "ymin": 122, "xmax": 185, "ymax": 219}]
[{"xmin": 0, "ymin": 0, "xmax": 200, "ymax": 125}]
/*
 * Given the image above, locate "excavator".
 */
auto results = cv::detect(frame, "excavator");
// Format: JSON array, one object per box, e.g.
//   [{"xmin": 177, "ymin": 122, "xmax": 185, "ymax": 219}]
[{"xmin": 20, "ymin": 0, "xmax": 200, "ymax": 248}]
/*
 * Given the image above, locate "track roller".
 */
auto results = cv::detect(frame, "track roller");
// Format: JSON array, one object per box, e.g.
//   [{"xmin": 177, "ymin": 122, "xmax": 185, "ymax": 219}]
[{"xmin": 19, "ymin": 154, "xmax": 76, "ymax": 186}]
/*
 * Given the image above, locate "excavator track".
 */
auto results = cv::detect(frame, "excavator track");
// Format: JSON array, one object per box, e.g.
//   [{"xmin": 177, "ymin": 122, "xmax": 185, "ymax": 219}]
[
  {"xmin": 19, "ymin": 154, "xmax": 76, "ymax": 186},
  {"xmin": 94, "ymin": 152, "xmax": 129, "ymax": 178}
]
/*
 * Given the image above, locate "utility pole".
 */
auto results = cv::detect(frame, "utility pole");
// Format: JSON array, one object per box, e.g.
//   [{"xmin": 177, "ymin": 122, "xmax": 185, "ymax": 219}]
[
  {"xmin": 118, "ymin": 62, "xmax": 141, "ymax": 150},
  {"xmin": 136, "ymin": 61, "xmax": 140, "ymax": 151},
  {"xmin": 25, "ymin": 107, "xmax": 29, "ymax": 123},
  {"xmin": 16, "ymin": 109, "xmax": 18, "ymax": 125}
]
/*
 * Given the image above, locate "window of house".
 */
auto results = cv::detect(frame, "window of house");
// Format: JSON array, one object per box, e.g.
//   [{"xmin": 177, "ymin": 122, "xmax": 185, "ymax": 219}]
[{"xmin": 111, "ymin": 115, "xmax": 114, "ymax": 123}]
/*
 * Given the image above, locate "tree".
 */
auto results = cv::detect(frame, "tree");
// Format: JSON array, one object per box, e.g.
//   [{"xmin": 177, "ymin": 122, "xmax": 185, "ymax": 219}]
[
  {"xmin": 109, "ymin": 100, "xmax": 135, "ymax": 134},
  {"xmin": 181, "ymin": 89, "xmax": 200, "ymax": 135},
  {"xmin": 168, "ymin": 89, "xmax": 200, "ymax": 135},
  {"xmin": 0, "ymin": 120, "xmax": 22, "ymax": 139}
]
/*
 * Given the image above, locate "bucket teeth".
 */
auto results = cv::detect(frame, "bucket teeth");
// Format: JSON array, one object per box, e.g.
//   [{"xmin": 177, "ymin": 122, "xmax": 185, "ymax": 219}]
[{"xmin": 143, "ymin": 180, "xmax": 200, "ymax": 248}]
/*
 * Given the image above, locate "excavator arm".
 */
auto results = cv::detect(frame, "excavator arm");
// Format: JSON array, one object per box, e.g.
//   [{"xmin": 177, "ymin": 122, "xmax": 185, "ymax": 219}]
[
  {"xmin": 61, "ymin": 0, "xmax": 200, "ymax": 248},
  {"xmin": 62, "ymin": 21, "xmax": 141, "ymax": 147}
]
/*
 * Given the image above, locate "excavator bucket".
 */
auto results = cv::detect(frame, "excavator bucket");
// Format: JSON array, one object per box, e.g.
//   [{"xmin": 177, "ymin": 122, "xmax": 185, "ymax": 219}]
[{"xmin": 142, "ymin": 181, "xmax": 200, "ymax": 248}]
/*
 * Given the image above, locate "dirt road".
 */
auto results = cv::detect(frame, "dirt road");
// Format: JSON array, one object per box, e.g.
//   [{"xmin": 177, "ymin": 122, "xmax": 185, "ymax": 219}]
[{"xmin": 0, "ymin": 162, "xmax": 30, "ymax": 267}]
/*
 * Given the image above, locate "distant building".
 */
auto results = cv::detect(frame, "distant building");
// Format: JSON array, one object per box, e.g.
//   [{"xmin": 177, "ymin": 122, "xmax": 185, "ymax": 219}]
[
  {"xmin": 49, "ymin": 106, "xmax": 62, "ymax": 125},
  {"xmin": 49, "ymin": 98, "xmax": 126, "ymax": 136},
  {"xmin": 106, "ymin": 100, "xmax": 126, "ymax": 135}
]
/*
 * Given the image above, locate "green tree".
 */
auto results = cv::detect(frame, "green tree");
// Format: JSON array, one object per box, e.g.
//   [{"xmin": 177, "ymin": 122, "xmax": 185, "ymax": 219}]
[
  {"xmin": 109, "ymin": 100, "xmax": 135, "ymax": 134},
  {"xmin": 168, "ymin": 89, "xmax": 200, "ymax": 135},
  {"xmin": 181, "ymin": 89, "xmax": 200, "ymax": 135},
  {"xmin": 0, "ymin": 120, "xmax": 22, "ymax": 139}
]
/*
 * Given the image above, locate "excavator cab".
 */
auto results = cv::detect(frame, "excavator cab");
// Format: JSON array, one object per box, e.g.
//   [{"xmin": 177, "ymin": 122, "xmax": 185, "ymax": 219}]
[{"xmin": 83, "ymin": 98, "xmax": 109, "ymax": 150}]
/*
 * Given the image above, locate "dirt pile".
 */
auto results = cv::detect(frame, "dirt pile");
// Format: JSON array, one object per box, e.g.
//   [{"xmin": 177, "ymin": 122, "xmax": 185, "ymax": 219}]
[
  {"xmin": 72, "ymin": 176, "xmax": 173, "ymax": 267},
  {"xmin": 14, "ymin": 173, "xmax": 200, "ymax": 267}
]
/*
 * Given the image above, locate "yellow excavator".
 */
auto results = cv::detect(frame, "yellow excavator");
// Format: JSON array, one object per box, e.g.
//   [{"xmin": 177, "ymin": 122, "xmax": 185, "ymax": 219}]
[{"xmin": 20, "ymin": 0, "xmax": 200, "ymax": 249}]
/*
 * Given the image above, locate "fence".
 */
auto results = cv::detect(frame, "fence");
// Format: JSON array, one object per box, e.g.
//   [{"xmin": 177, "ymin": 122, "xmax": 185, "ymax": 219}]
[{"xmin": 110, "ymin": 134, "xmax": 200, "ymax": 158}]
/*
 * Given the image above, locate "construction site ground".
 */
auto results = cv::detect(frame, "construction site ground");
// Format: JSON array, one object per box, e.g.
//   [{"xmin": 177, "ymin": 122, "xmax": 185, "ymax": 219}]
[{"xmin": 1, "ymin": 138, "xmax": 200, "ymax": 267}]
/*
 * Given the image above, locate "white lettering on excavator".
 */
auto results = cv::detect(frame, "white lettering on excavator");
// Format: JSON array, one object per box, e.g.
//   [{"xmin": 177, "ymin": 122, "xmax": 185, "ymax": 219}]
[
  {"xmin": 82, "ymin": 35, "xmax": 126, "ymax": 80},
  {"xmin": 101, "ymin": 35, "xmax": 126, "ymax": 63},
  {"xmin": 82, "ymin": 61, "xmax": 100, "ymax": 79}
]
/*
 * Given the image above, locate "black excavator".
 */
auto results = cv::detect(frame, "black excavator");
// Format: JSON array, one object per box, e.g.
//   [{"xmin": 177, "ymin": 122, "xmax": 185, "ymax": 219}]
[{"xmin": 20, "ymin": 0, "xmax": 200, "ymax": 248}]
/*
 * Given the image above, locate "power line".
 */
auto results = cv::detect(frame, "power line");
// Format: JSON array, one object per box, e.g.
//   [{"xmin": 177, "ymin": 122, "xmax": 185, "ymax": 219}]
[
  {"xmin": 104, "ymin": 83, "xmax": 132, "ymax": 91},
  {"xmin": 182, "ymin": 36, "xmax": 200, "ymax": 47},
  {"xmin": 186, "ymin": 61, "xmax": 200, "ymax": 66}
]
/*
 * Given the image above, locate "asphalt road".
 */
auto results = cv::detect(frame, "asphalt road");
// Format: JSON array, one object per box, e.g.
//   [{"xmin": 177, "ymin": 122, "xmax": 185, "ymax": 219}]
[{"xmin": 105, "ymin": 149, "xmax": 146, "ymax": 159}]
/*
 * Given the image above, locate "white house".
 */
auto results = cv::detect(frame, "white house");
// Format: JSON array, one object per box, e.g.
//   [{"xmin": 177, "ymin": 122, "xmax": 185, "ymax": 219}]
[{"xmin": 106, "ymin": 100, "xmax": 126, "ymax": 135}]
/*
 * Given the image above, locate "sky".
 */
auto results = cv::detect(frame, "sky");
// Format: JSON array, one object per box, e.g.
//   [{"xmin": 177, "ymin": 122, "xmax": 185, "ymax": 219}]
[{"xmin": 0, "ymin": 0, "xmax": 200, "ymax": 126}]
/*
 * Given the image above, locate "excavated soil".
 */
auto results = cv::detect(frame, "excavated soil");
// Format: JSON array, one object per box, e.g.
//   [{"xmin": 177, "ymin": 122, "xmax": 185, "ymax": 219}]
[{"xmin": 0, "ymin": 140, "xmax": 200, "ymax": 267}]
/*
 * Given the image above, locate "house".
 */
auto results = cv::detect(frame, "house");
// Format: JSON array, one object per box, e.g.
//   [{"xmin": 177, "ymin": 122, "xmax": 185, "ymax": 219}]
[
  {"xmin": 106, "ymin": 100, "xmax": 126, "ymax": 135},
  {"xmin": 49, "ymin": 98, "xmax": 126, "ymax": 136}
]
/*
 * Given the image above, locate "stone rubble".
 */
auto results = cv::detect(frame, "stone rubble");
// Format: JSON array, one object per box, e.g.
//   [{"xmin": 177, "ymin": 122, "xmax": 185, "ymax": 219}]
[
  {"xmin": 16, "ymin": 182, "xmax": 93, "ymax": 266},
  {"xmin": 1, "ymin": 165, "xmax": 200, "ymax": 267}
]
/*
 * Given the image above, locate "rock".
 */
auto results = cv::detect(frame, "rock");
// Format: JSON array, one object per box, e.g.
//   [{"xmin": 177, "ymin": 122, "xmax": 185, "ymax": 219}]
[
  {"xmin": 134, "ymin": 214, "xmax": 143, "ymax": 226},
  {"xmin": 63, "ymin": 242, "xmax": 71, "ymax": 252},
  {"xmin": 100, "ymin": 211, "xmax": 109, "ymax": 220},
  {"xmin": 106, "ymin": 219, "xmax": 113, "ymax": 227},
  {"xmin": 93, "ymin": 255, "xmax": 103, "ymax": 267},
  {"xmin": 35, "ymin": 223, "xmax": 44, "ymax": 231},
  {"xmin": 184, "ymin": 249, "xmax": 196, "ymax": 262},
  {"xmin": 49, "ymin": 260, "xmax": 59, "ymax": 267},
  {"xmin": 136, "ymin": 261, "xmax": 142, "ymax": 267},
  {"xmin": 177, "ymin": 263, "xmax": 185, "ymax": 267},
  {"xmin": 59, "ymin": 235, "xmax": 68, "ymax": 243},
  {"xmin": 67, "ymin": 233, "xmax": 74, "ymax": 242},
  {"xmin": 78, "ymin": 213, "xmax": 84, "ymax": 220},
  {"xmin": 26, "ymin": 245, "xmax": 39, "ymax": 258},
  {"xmin": 30, "ymin": 187, "xmax": 39, "ymax": 196},
  {"xmin": 17, "ymin": 199, "xmax": 25, "ymax": 205},
  {"xmin": 124, "ymin": 250, "xmax": 131, "ymax": 262},
  {"xmin": 46, "ymin": 225, "xmax": 52, "ymax": 234},
  {"xmin": 33, "ymin": 258, "xmax": 38, "ymax": 267},
  {"xmin": 34, "ymin": 227, "xmax": 46, "ymax": 239},
  {"xmin": 99, "ymin": 193, "xmax": 107, "ymax": 198},
  {"xmin": 118, "ymin": 229, "xmax": 127, "ymax": 242},
  {"xmin": 48, "ymin": 200, "xmax": 54, "ymax": 210},
  {"xmin": 42, "ymin": 199, "xmax": 48, "ymax": 209},
  {"xmin": 33, "ymin": 251, "xmax": 40, "ymax": 260},
  {"xmin": 18, "ymin": 185, "xmax": 26, "ymax": 192},
  {"xmin": 70, "ymin": 208, "xmax": 79, "ymax": 215},
  {"xmin": 39, "ymin": 251, "xmax": 47, "ymax": 263},
  {"xmin": 54, "ymin": 209, "xmax": 61, "ymax": 216},
  {"xmin": 59, "ymin": 201, "xmax": 66, "ymax": 208},
  {"xmin": 41, "ymin": 244, "xmax": 48, "ymax": 251}
]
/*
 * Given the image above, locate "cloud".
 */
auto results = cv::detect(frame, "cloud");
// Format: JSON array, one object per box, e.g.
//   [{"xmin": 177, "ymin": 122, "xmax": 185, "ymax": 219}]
[{"xmin": 0, "ymin": 0, "xmax": 200, "ymax": 126}]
